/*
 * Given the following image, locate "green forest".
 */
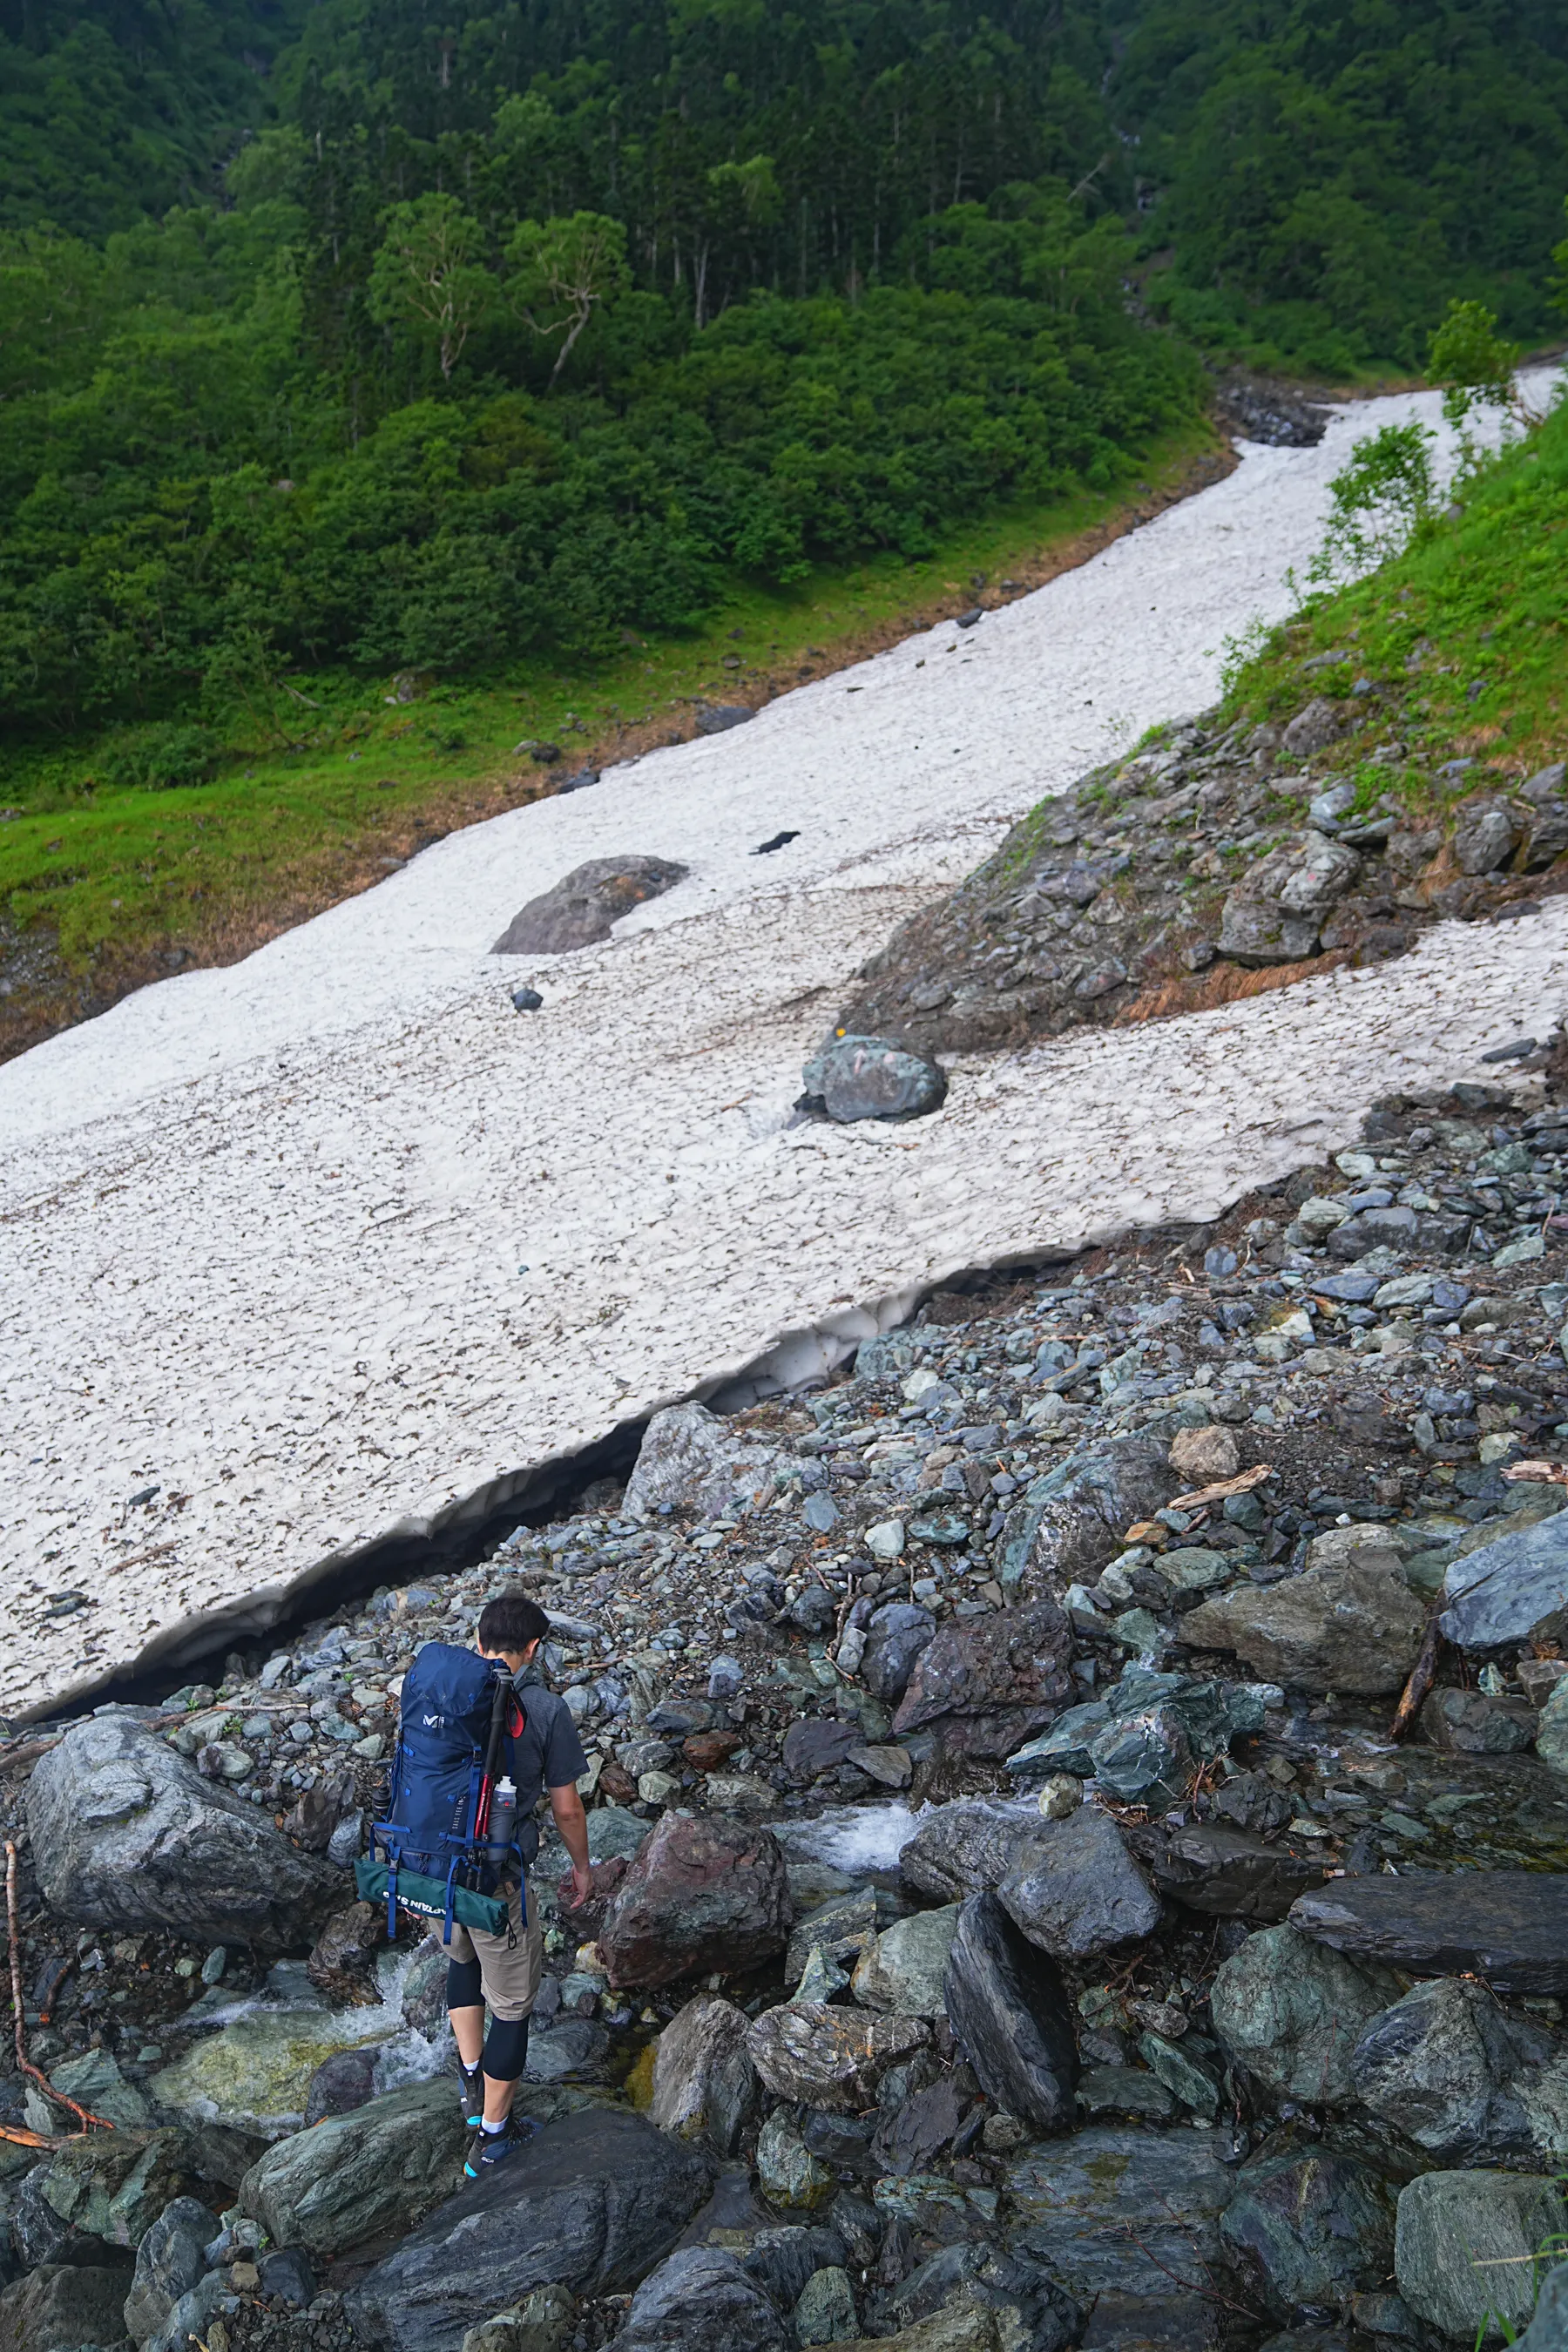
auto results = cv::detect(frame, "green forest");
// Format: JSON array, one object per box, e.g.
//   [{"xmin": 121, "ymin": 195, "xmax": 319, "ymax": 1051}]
[{"xmin": 1, "ymin": 0, "xmax": 1565, "ymax": 754}]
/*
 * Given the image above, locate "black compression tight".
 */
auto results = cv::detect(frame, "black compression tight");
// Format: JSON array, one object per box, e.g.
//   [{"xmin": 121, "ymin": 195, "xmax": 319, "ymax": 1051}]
[
  {"xmin": 446, "ymin": 1958, "xmax": 483, "ymax": 2010},
  {"xmin": 482, "ymin": 2015, "xmax": 529, "ymax": 2083}
]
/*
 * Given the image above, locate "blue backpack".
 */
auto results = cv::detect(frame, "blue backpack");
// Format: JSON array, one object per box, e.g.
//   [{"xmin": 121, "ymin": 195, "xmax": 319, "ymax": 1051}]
[{"xmin": 355, "ymin": 1643, "xmax": 525, "ymax": 1944}]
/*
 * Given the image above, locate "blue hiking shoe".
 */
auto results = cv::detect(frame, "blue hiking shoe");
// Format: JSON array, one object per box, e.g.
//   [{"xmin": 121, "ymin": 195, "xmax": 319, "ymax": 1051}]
[{"xmin": 463, "ymin": 2113, "xmax": 535, "ymax": 2179}]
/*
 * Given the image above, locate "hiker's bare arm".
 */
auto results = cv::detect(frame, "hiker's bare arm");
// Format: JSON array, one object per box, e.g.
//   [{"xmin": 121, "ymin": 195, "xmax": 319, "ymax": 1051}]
[{"xmin": 551, "ymin": 1783, "xmax": 592, "ymax": 1908}]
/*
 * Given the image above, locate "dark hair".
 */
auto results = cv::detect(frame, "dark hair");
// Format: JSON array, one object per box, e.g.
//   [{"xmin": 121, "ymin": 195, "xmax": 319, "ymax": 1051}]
[{"xmin": 476, "ymin": 1589, "xmax": 551, "ymax": 1656}]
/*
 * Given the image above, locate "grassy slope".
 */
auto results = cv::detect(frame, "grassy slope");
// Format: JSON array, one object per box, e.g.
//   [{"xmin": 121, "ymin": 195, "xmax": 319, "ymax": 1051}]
[
  {"xmin": 1220, "ymin": 394, "xmax": 1568, "ymax": 794},
  {"xmin": 0, "ymin": 422, "xmax": 1224, "ymax": 1058}
]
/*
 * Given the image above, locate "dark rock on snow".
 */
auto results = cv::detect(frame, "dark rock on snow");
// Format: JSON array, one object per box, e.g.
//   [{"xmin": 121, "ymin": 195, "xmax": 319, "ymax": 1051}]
[
  {"xmin": 491, "ymin": 855, "xmax": 688, "ymax": 955},
  {"xmin": 26, "ymin": 1713, "xmax": 342, "ymax": 1950},
  {"xmin": 798, "ymin": 1034, "xmax": 948, "ymax": 1124}
]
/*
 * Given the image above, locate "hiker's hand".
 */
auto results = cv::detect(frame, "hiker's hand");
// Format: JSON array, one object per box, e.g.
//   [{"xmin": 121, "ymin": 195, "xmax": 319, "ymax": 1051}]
[{"xmin": 565, "ymin": 1862, "xmax": 592, "ymax": 1910}]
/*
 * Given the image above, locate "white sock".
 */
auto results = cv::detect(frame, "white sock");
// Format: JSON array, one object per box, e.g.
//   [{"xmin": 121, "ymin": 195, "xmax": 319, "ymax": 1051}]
[{"xmin": 482, "ymin": 2116, "xmax": 507, "ymax": 2134}]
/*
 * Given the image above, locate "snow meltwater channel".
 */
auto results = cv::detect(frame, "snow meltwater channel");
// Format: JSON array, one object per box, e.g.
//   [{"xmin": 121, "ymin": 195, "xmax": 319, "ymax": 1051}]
[{"xmin": 4, "ymin": 381, "xmax": 1565, "ymax": 1719}]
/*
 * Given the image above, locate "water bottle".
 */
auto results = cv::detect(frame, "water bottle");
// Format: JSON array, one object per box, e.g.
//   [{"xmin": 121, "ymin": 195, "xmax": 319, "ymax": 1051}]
[{"xmin": 485, "ymin": 1776, "xmax": 517, "ymax": 1870}]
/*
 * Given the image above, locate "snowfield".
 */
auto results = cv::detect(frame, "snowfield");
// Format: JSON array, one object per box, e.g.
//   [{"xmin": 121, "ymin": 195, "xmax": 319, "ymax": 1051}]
[{"xmin": 3, "ymin": 380, "xmax": 1564, "ymax": 1719}]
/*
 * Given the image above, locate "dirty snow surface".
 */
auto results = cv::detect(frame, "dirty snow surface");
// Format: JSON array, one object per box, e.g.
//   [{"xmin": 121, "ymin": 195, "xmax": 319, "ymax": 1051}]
[{"xmin": 4, "ymin": 382, "xmax": 1565, "ymax": 1718}]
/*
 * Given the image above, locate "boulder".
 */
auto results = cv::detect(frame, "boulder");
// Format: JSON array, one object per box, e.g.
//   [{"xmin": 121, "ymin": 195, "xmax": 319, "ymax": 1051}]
[
  {"xmin": 598, "ymin": 1814, "xmax": 791, "ymax": 1990},
  {"xmin": 1209, "ymin": 1924, "xmax": 1398, "ymax": 2105},
  {"xmin": 783, "ymin": 1721, "xmax": 863, "ymax": 1782},
  {"xmin": 1396, "ymin": 2172, "xmax": 1568, "ymax": 2342},
  {"xmin": 1421, "ymin": 1688, "xmax": 1535, "ymax": 1754},
  {"xmin": 794, "ymin": 2266, "xmax": 858, "ymax": 2345},
  {"xmin": 145, "ymin": 2272, "xmax": 227, "ymax": 2352},
  {"xmin": 605, "ymin": 2245, "xmax": 787, "ymax": 2352},
  {"xmin": 900, "ymin": 1800, "xmax": 1045, "ymax": 1905},
  {"xmin": 1281, "ymin": 700, "xmax": 1348, "ymax": 758},
  {"xmin": 152, "ymin": 2005, "xmax": 393, "ymax": 2139},
  {"xmin": 623, "ymin": 1402, "xmax": 779, "ymax": 1523},
  {"xmin": 851, "ymin": 1908, "xmax": 962, "ymax": 2017},
  {"xmin": 799, "ymin": 1036, "xmax": 947, "ymax": 1125},
  {"xmin": 742, "ymin": 2227, "xmax": 850, "ymax": 2313},
  {"xmin": 889, "ymin": 2245, "xmax": 1078, "ymax": 2352},
  {"xmin": 345, "ymin": 2110, "xmax": 713, "ymax": 2352},
  {"xmin": 861, "ymin": 1605, "xmax": 939, "ymax": 1705},
  {"xmin": 240, "ymin": 2078, "xmax": 468, "ymax": 2256},
  {"xmin": 44, "ymin": 2051, "xmax": 152, "ymax": 2132},
  {"xmin": 1517, "ymin": 2261, "xmax": 1568, "ymax": 2352},
  {"xmin": 1541, "ymin": 1683, "xmax": 1568, "ymax": 1779},
  {"xmin": 26, "ymin": 1714, "xmax": 342, "ymax": 1950},
  {"xmin": 0, "ymin": 2263, "xmax": 134, "ymax": 2352},
  {"xmin": 996, "ymin": 1439, "xmax": 1178, "ymax": 1599},
  {"xmin": 1167, "ymin": 1426, "xmax": 1240, "ymax": 1485},
  {"xmin": 747, "ymin": 2004, "xmax": 928, "ymax": 2112},
  {"xmin": 1003, "ymin": 2126, "xmax": 1237, "ymax": 2298},
  {"xmin": 785, "ymin": 1888, "xmax": 878, "ymax": 1987},
  {"xmin": 124, "ymin": 2195, "xmax": 220, "ymax": 2348},
  {"xmin": 1289, "ymin": 1871, "xmax": 1568, "ymax": 1997},
  {"xmin": 24, "ymin": 2128, "xmax": 200, "ymax": 2253},
  {"xmin": 1442, "ymin": 1516, "xmax": 1568, "ymax": 1651},
  {"xmin": 996, "ymin": 1806, "xmax": 1160, "ymax": 1962},
  {"xmin": 1180, "ymin": 1557, "xmax": 1424, "ymax": 1694},
  {"xmin": 942, "ymin": 1894, "xmax": 1078, "ymax": 2134},
  {"xmin": 459, "ymin": 2287, "xmax": 576, "ymax": 2352},
  {"xmin": 1007, "ymin": 1673, "xmax": 1268, "ymax": 1803},
  {"xmin": 754, "ymin": 2113, "xmax": 835, "ymax": 2210},
  {"xmin": 1130, "ymin": 1823, "xmax": 1330, "ymax": 1923},
  {"xmin": 1350, "ymin": 1977, "xmax": 1568, "ymax": 2164},
  {"xmin": 892, "ymin": 1601, "xmax": 1075, "ymax": 1758},
  {"xmin": 650, "ymin": 1995, "xmax": 757, "ymax": 2155},
  {"xmin": 491, "ymin": 856, "xmax": 688, "ymax": 955},
  {"xmin": 1220, "ymin": 2152, "xmax": 1395, "ymax": 2316},
  {"xmin": 872, "ymin": 2077, "xmax": 970, "ymax": 2179},
  {"xmin": 305, "ymin": 2046, "xmax": 379, "ymax": 2126}
]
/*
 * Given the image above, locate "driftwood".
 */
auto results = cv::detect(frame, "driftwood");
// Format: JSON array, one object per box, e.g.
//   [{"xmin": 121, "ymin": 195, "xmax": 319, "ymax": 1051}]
[
  {"xmin": 4, "ymin": 1841, "xmax": 114, "ymax": 2133},
  {"xmin": 1390, "ymin": 1612, "xmax": 1444, "ymax": 1744}
]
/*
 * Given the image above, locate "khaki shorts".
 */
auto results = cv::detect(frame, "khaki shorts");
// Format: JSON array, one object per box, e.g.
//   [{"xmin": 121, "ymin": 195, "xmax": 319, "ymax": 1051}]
[{"xmin": 425, "ymin": 1876, "xmax": 544, "ymax": 2024}]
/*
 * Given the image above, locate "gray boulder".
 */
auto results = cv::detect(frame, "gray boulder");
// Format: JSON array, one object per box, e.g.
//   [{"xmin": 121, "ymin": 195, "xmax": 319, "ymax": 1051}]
[
  {"xmin": 1007, "ymin": 1673, "xmax": 1268, "ymax": 1803},
  {"xmin": 605, "ymin": 2246, "xmax": 787, "ymax": 2352},
  {"xmin": 1541, "ymin": 1683, "xmax": 1568, "ymax": 1779},
  {"xmin": 996, "ymin": 1807, "xmax": 1160, "ymax": 1962},
  {"xmin": 1220, "ymin": 2152, "xmax": 1394, "ymax": 2317},
  {"xmin": 891, "ymin": 1600, "xmax": 1075, "ymax": 1758},
  {"xmin": 145, "ymin": 2272, "xmax": 227, "ymax": 2352},
  {"xmin": 240, "ymin": 2078, "xmax": 468, "ymax": 2256},
  {"xmin": 27, "ymin": 1714, "xmax": 341, "ymax": 1950},
  {"xmin": 1281, "ymin": 700, "xmax": 1348, "ymax": 758},
  {"xmin": 1180, "ymin": 1555, "xmax": 1424, "ymax": 1694},
  {"xmin": 1289, "ymin": 1871, "xmax": 1568, "ymax": 1997},
  {"xmin": 1351, "ymin": 1977, "xmax": 1568, "ymax": 2164},
  {"xmin": 799, "ymin": 1036, "xmax": 947, "ymax": 1124},
  {"xmin": 1396, "ymin": 2172, "xmax": 1568, "ymax": 2342},
  {"xmin": 597, "ymin": 1813, "xmax": 791, "ymax": 1991},
  {"xmin": 1132, "ymin": 1822, "xmax": 1329, "ymax": 1923},
  {"xmin": 860, "ymin": 1605, "xmax": 938, "ymax": 1705},
  {"xmin": 996, "ymin": 1437, "xmax": 1177, "ymax": 1599},
  {"xmin": 0, "ymin": 2263, "xmax": 135, "ymax": 2352},
  {"xmin": 623, "ymin": 1402, "xmax": 779, "ymax": 1523},
  {"xmin": 746, "ymin": 2004, "xmax": 928, "ymax": 2112},
  {"xmin": 1004, "ymin": 2126, "xmax": 1236, "ymax": 2298},
  {"xmin": 649, "ymin": 1995, "xmax": 757, "ymax": 2155},
  {"xmin": 1421, "ymin": 1688, "xmax": 1535, "ymax": 1754},
  {"xmin": 1209, "ymin": 1924, "xmax": 1398, "ymax": 2105},
  {"xmin": 851, "ymin": 1907, "xmax": 962, "ymax": 2017},
  {"xmin": 942, "ymin": 1894, "xmax": 1078, "ymax": 2134},
  {"xmin": 793, "ymin": 2266, "xmax": 856, "ymax": 2346},
  {"xmin": 889, "ymin": 2244, "xmax": 1078, "ymax": 2352},
  {"xmin": 17, "ymin": 2128, "xmax": 200, "ymax": 2254},
  {"xmin": 901, "ymin": 1799, "xmax": 1050, "ymax": 1903},
  {"xmin": 1218, "ymin": 833, "xmax": 1360, "ymax": 967},
  {"xmin": 124, "ymin": 2197, "xmax": 220, "ymax": 2348},
  {"xmin": 1517, "ymin": 2260, "xmax": 1568, "ymax": 2352},
  {"xmin": 345, "ymin": 2110, "xmax": 713, "ymax": 2352},
  {"xmin": 741, "ymin": 2227, "xmax": 849, "ymax": 2314},
  {"xmin": 491, "ymin": 856, "xmax": 688, "ymax": 955},
  {"xmin": 1442, "ymin": 1515, "xmax": 1568, "ymax": 1650}
]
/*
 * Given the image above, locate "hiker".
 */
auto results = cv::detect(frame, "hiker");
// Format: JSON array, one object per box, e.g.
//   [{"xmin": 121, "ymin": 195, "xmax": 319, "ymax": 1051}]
[
  {"xmin": 359, "ymin": 1587, "xmax": 591, "ymax": 2177},
  {"xmin": 449, "ymin": 1590, "xmax": 591, "ymax": 2172}
]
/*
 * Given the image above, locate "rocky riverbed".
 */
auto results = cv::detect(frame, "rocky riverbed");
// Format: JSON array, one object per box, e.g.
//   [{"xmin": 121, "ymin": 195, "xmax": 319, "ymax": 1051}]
[{"xmin": 3, "ymin": 1068, "xmax": 1568, "ymax": 2352}]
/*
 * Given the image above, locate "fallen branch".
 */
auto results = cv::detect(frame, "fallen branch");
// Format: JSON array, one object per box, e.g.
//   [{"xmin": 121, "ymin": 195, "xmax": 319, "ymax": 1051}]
[
  {"xmin": 1168, "ymin": 1462, "xmax": 1274, "ymax": 1513},
  {"xmin": 4, "ymin": 1842, "xmax": 114, "ymax": 2133},
  {"xmin": 1389, "ymin": 1612, "xmax": 1444, "ymax": 1744},
  {"xmin": 1504, "ymin": 1459, "xmax": 1568, "ymax": 1486}
]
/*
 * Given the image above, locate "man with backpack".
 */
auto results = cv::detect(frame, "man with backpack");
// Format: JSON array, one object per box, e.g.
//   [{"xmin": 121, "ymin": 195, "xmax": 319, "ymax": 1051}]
[{"xmin": 361, "ymin": 1588, "xmax": 591, "ymax": 2176}]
